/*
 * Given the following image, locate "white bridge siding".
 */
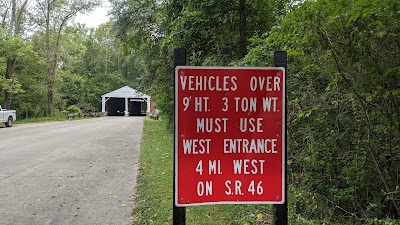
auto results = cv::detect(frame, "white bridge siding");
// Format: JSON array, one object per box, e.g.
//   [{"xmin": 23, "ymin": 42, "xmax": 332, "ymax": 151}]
[{"xmin": 101, "ymin": 86, "xmax": 151, "ymax": 116}]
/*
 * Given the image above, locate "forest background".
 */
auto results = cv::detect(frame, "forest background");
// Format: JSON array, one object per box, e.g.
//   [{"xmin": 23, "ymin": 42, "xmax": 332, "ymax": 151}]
[{"xmin": 1, "ymin": 0, "xmax": 399, "ymax": 223}]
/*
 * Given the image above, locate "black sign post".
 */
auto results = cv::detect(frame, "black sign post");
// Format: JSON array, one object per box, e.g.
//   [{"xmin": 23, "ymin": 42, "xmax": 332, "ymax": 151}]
[
  {"xmin": 173, "ymin": 48, "xmax": 187, "ymax": 225},
  {"xmin": 273, "ymin": 50, "xmax": 288, "ymax": 225}
]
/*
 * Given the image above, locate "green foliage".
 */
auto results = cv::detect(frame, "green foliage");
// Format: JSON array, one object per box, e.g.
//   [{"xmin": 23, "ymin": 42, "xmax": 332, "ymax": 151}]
[
  {"xmin": 0, "ymin": 0, "xmax": 399, "ymax": 223},
  {"xmin": 0, "ymin": 27, "xmax": 26, "ymax": 101},
  {"xmin": 14, "ymin": 113, "xmax": 77, "ymax": 124},
  {"xmin": 66, "ymin": 105, "xmax": 81, "ymax": 114},
  {"xmin": 0, "ymin": 77, "xmax": 24, "ymax": 95},
  {"xmin": 136, "ymin": 118, "xmax": 275, "ymax": 224},
  {"xmin": 2, "ymin": 18, "xmax": 142, "ymax": 118},
  {"xmin": 163, "ymin": 0, "xmax": 287, "ymax": 65},
  {"xmin": 110, "ymin": 0, "xmax": 289, "ymax": 126},
  {"xmin": 240, "ymin": 0, "xmax": 400, "ymax": 222},
  {"xmin": 110, "ymin": 0, "xmax": 399, "ymax": 223}
]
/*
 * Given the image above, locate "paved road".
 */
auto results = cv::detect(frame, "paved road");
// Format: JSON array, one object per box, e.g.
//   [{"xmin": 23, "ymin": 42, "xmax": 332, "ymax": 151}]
[{"xmin": 0, "ymin": 117, "xmax": 144, "ymax": 225}]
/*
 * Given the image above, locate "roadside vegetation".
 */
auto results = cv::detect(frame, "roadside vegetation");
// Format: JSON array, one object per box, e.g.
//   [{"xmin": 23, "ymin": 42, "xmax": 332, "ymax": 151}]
[
  {"xmin": 123, "ymin": 0, "xmax": 399, "ymax": 223},
  {"xmin": 137, "ymin": 118, "xmax": 399, "ymax": 224},
  {"xmin": 14, "ymin": 115, "xmax": 70, "ymax": 125},
  {"xmin": 135, "ymin": 118, "xmax": 274, "ymax": 224},
  {"xmin": 14, "ymin": 113, "xmax": 90, "ymax": 125},
  {"xmin": 14, "ymin": 105, "xmax": 97, "ymax": 125},
  {"xmin": 0, "ymin": 1, "xmax": 139, "ymax": 119},
  {"xmin": 2, "ymin": 0, "xmax": 399, "ymax": 223}
]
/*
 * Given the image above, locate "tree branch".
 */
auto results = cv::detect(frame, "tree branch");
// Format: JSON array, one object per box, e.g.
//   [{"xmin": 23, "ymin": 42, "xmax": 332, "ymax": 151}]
[
  {"xmin": 317, "ymin": 26, "xmax": 400, "ymax": 216},
  {"xmin": 14, "ymin": 0, "xmax": 30, "ymax": 34}
]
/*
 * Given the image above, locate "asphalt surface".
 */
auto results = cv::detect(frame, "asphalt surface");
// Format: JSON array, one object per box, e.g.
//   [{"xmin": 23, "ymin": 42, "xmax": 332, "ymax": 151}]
[{"xmin": 0, "ymin": 117, "xmax": 144, "ymax": 225}]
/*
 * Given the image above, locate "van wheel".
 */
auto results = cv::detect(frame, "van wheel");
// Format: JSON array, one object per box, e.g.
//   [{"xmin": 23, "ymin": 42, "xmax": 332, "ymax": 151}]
[{"xmin": 5, "ymin": 116, "xmax": 13, "ymax": 127}]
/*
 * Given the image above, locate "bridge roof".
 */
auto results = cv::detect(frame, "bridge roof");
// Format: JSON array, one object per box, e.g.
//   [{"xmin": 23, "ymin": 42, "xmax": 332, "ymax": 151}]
[{"xmin": 101, "ymin": 86, "xmax": 150, "ymax": 98}]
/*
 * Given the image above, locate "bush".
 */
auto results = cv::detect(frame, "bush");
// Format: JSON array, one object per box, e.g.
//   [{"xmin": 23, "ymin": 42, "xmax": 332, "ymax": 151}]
[{"xmin": 66, "ymin": 105, "xmax": 81, "ymax": 118}]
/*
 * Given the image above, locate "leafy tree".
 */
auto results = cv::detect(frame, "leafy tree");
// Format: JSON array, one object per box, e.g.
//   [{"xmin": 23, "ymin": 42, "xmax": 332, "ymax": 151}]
[
  {"xmin": 109, "ymin": 0, "xmax": 399, "ymax": 222},
  {"xmin": 240, "ymin": 0, "xmax": 400, "ymax": 222},
  {"xmin": 163, "ymin": 0, "xmax": 287, "ymax": 65},
  {"xmin": 110, "ymin": 0, "xmax": 288, "ymax": 124},
  {"xmin": 0, "ymin": 0, "xmax": 30, "ymax": 108},
  {"xmin": 33, "ymin": 0, "xmax": 100, "ymax": 116},
  {"xmin": 10, "ymin": 33, "xmax": 46, "ymax": 118},
  {"xmin": 0, "ymin": 0, "xmax": 398, "ymax": 223}
]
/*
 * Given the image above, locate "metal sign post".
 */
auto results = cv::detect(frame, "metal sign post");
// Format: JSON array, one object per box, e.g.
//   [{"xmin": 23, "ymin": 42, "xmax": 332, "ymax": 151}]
[
  {"xmin": 173, "ymin": 48, "xmax": 186, "ymax": 225},
  {"xmin": 273, "ymin": 50, "xmax": 288, "ymax": 225}
]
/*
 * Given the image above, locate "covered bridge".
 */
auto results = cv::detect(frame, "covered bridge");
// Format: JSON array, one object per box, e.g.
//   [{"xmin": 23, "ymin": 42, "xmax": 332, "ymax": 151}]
[{"xmin": 101, "ymin": 86, "xmax": 151, "ymax": 116}]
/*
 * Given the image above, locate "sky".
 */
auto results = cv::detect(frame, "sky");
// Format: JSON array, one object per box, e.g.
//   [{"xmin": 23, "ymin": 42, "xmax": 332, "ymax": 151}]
[{"xmin": 74, "ymin": 2, "xmax": 111, "ymax": 28}]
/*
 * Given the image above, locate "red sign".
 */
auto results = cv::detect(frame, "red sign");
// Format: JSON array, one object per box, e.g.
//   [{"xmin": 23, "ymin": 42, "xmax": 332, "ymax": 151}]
[{"xmin": 175, "ymin": 67, "xmax": 285, "ymax": 206}]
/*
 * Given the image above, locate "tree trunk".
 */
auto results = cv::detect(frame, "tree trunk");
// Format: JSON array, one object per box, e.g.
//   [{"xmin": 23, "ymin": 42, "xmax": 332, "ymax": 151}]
[
  {"xmin": 10, "ymin": 0, "xmax": 16, "ymax": 33},
  {"xmin": 4, "ymin": 55, "xmax": 16, "ymax": 109},
  {"xmin": 239, "ymin": 0, "xmax": 246, "ymax": 58},
  {"xmin": 47, "ymin": 81, "xmax": 53, "ymax": 116},
  {"xmin": 45, "ymin": 0, "xmax": 53, "ymax": 116},
  {"xmin": 3, "ymin": 0, "xmax": 29, "ymax": 107},
  {"xmin": 46, "ymin": 60, "xmax": 55, "ymax": 116},
  {"xmin": 15, "ymin": 0, "xmax": 29, "ymax": 35},
  {"xmin": 3, "ymin": 0, "xmax": 17, "ymax": 108},
  {"xmin": 45, "ymin": 0, "xmax": 76, "ymax": 116}
]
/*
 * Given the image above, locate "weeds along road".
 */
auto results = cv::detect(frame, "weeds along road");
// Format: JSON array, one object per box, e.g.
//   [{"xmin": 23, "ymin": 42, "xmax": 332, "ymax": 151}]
[{"xmin": 0, "ymin": 117, "xmax": 143, "ymax": 225}]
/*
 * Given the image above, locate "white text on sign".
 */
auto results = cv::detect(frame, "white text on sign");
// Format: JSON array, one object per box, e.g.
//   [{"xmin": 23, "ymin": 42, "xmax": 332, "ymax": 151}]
[
  {"xmin": 224, "ymin": 180, "xmax": 264, "ymax": 196},
  {"xmin": 183, "ymin": 139, "xmax": 211, "ymax": 154},
  {"xmin": 223, "ymin": 138, "xmax": 278, "ymax": 154},
  {"xmin": 196, "ymin": 160, "xmax": 223, "ymax": 175}
]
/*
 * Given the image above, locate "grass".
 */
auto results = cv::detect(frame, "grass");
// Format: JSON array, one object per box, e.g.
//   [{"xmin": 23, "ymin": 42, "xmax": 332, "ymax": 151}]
[
  {"xmin": 135, "ymin": 118, "xmax": 400, "ymax": 225},
  {"xmin": 136, "ymin": 118, "xmax": 395, "ymax": 225},
  {"xmin": 134, "ymin": 118, "xmax": 273, "ymax": 225},
  {"xmin": 14, "ymin": 115, "xmax": 89, "ymax": 125}
]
